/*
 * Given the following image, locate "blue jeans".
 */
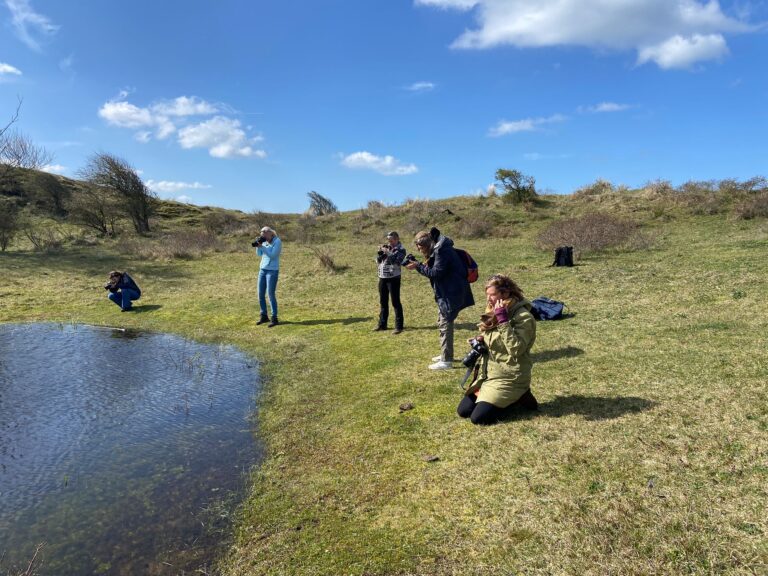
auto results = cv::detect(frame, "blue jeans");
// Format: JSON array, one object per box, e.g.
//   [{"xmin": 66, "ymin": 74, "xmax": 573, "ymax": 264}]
[
  {"xmin": 108, "ymin": 288, "xmax": 140, "ymax": 311},
  {"xmin": 258, "ymin": 268, "xmax": 279, "ymax": 317}
]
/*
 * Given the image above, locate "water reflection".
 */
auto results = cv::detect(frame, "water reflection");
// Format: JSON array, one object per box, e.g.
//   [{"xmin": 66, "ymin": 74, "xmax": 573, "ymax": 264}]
[{"xmin": 0, "ymin": 323, "xmax": 261, "ymax": 575}]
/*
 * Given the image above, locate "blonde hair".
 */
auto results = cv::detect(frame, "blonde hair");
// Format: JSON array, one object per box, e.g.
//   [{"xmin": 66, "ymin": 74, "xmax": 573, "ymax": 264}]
[
  {"xmin": 478, "ymin": 274, "xmax": 526, "ymax": 332},
  {"xmin": 260, "ymin": 226, "xmax": 276, "ymax": 235},
  {"xmin": 414, "ymin": 230, "xmax": 432, "ymax": 247}
]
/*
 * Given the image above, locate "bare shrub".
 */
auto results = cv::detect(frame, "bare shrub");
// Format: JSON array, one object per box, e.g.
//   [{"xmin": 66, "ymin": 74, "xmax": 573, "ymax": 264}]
[
  {"xmin": 0, "ymin": 197, "xmax": 21, "ymax": 250},
  {"xmin": 536, "ymin": 212, "xmax": 647, "ymax": 254},
  {"xmin": 295, "ymin": 214, "xmax": 320, "ymax": 244},
  {"xmin": 122, "ymin": 230, "xmax": 226, "ymax": 260},
  {"xmin": 401, "ymin": 199, "xmax": 449, "ymax": 236},
  {"xmin": 456, "ymin": 209, "xmax": 495, "ymax": 239},
  {"xmin": 310, "ymin": 246, "xmax": 345, "ymax": 273},
  {"xmin": 734, "ymin": 191, "xmax": 768, "ymax": 220},
  {"xmin": 573, "ymin": 178, "xmax": 616, "ymax": 197},
  {"xmin": 21, "ymin": 221, "xmax": 69, "ymax": 252},
  {"xmin": 202, "ymin": 211, "xmax": 241, "ymax": 234},
  {"xmin": 640, "ymin": 179, "xmax": 674, "ymax": 198}
]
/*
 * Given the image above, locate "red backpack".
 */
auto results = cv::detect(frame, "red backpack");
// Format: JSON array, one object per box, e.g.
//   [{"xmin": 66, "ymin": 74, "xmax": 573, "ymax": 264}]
[{"xmin": 455, "ymin": 248, "xmax": 479, "ymax": 283}]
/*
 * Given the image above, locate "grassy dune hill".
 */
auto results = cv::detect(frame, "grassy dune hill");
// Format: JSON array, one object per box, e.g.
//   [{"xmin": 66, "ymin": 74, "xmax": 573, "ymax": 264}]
[{"xmin": 1, "ymin": 175, "xmax": 767, "ymax": 574}]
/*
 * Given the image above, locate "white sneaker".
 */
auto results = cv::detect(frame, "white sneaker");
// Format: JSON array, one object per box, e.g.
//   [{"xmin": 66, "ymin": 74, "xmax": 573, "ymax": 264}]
[
  {"xmin": 429, "ymin": 360, "xmax": 453, "ymax": 370},
  {"xmin": 431, "ymin": 356, "xmax": 442, "ymax": 362}
]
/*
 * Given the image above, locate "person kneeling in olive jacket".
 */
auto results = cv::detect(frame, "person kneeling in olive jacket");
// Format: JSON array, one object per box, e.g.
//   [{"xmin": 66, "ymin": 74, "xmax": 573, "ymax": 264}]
[{"xmin": 458, "ymin": 274, "xmax": 538, "ymax": 425}]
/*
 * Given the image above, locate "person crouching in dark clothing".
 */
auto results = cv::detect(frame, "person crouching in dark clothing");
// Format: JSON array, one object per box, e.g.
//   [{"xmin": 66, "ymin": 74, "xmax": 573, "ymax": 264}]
[
  {"xmin": 105, "ymin": 270, "xmax": 141, "ymax": 312},
  {"xmin": 458, "ymin": 274, "xmax": 538, "ymax": 425},
  {"xmin": 374, "ymin": 231, "xmax": 406, "ymax": 334}
]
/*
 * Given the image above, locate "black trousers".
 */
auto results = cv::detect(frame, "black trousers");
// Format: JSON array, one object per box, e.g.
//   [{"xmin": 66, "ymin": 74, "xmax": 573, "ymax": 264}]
[
  {"xmin": 457, "ymin": 390, "xmax": 538, "ymax": 425},
  {"xmin": 378, "ymin": 276, "xmax": 403, "ymax": 329}
]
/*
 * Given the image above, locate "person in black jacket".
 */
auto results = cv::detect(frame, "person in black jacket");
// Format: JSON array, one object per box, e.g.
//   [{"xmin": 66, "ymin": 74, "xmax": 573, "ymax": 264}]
[
  {"xmin": 374, "ymin": 231, "xmax": 407, "ymax": 334},
  {"xmin": 105, "ymin": 270, "xmax": 141, "ymax": 312},
  {"xmin": 405, "ymin": 227, "xmax": 474, "ymax": 370}
]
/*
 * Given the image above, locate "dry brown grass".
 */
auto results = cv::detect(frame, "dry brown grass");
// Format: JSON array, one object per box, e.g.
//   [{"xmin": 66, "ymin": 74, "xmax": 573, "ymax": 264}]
[{"xmin": 536, "ymin": 212, "xmax": 650, "ymax": 255}]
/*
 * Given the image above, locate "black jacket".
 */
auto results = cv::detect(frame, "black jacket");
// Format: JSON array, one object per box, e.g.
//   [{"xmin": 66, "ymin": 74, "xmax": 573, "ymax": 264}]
[
  {"xmin": 114, "ymin": 272, "xmax": 141, "ymax": 297},
  {"xmin": 416, "ymin": 233, "xmax": 474, "ymax": 322}
]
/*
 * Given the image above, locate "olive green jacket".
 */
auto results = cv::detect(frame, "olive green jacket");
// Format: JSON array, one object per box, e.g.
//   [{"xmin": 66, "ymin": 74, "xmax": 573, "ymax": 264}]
[{"xmin": 466, "ymin": 299, "xmax": 536, "ymax": 407}]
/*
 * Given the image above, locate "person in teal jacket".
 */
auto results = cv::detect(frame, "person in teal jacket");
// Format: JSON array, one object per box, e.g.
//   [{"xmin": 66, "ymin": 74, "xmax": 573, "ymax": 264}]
[{"xmin": 254, "ymin": 226, "xmax": 282, "ymax": 327}]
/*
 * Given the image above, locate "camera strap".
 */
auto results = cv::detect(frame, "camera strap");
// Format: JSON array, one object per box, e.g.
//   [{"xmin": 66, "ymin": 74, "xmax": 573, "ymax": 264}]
[{"xmin": 459, "ymin": 366, "xmax": 475, "ymax": 390}]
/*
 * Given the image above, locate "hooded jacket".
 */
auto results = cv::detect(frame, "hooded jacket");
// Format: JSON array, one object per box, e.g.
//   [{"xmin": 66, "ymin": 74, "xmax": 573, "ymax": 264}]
[
  {"xmin": 465, "ymin": 299, "xmax": 536, "ymax": 407},
  {"xmin": 416, "ymin": 232, "xmax": 474, "ymax": 322}
]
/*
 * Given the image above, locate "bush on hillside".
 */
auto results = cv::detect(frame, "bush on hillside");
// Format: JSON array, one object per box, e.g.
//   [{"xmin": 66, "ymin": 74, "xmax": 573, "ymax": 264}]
[
  {"xmin": 455, "ymin": 209, "xmax": 495, "ymax": 239},
  {"xmin": 202, "ymin": 211, "xmax": 241, "ymax": 234},
  {"xmin": 572, "ymin": 178, "xmax": 619, "ymax": 197},
  {"xmin": 122, "ymin": 230, "xmax": 228, "ymax": 260},
  {"xmin": 401, "ymin": 199, "xmax": 452, "ymax": 236},
  {"xmin": 0, "ymin": 197, "xmax": 21, "ymax": 250},
  {"xmin": 734, "ymin": 191, "xmax": 768, "ymax": 220},
  {"xmin": 536, "ymin": 212, "xmax": 650, "ymax": 255}
]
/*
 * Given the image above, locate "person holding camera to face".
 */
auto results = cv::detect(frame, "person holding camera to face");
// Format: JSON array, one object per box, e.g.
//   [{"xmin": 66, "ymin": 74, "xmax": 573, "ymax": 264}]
[
  {"xmin": 457, "ymin": 274, "xmax": 538, "ymax": 425},
  {"xmin": 374, "ymin": 231, "xmax": 406, "ymax": 334},
  {"xmin": 104, "ymin": 270, "xmax": 141, "ymax": 312},
  {"xmin": 253, "ymin": 226, "xmax": 282, "ymax": 327},
  {"xmin": 404, "ymin": 227, "xmax": 474, "ymax": 370}
]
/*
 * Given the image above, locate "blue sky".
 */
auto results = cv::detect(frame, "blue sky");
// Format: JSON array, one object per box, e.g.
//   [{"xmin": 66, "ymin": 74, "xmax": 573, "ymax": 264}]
[{"xmin": 1, "ymin": 0, "xmax": 766, "ymax": 213}]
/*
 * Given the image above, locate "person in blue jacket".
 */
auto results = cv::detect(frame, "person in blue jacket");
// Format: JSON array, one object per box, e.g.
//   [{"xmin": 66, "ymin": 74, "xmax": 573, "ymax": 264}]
[
  {"xmin": 254, "ymin": 226, "xmax": 282, "ymax": 327},
  {"xmin": 405, "ymin": 227, "xmax": 474, "ymax": 370},
  {"xmin": 105, "ymin": 270, "xmax": 141, "ymax": 312}
]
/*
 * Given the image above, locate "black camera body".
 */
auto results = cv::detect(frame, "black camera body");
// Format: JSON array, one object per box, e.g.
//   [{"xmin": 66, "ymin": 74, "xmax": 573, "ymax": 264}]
[
  {"xmin": 104, "ymin": 282, "xmax": 118, "ymax": 292},
  {"xmin": 461, "ymin": 337, "xmax": 488, "ymax": 368},
  {"xmin": 402, "ymin": 253, "xmax": 417, "ymax": 266},
  {"xmin": 251, "ymin": 235, "xmax": 267, "ymax": 247}
]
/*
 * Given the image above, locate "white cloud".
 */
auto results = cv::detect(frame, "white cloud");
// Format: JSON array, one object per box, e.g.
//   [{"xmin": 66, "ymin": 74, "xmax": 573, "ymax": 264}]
[
  {"xmin": 6, "ymin": 0, "xmax": 59, "ymax": 51},
  {"xmin": 0, "ymin": 62, "xmax": 22, "ymax": 76},
  {"xmin": 637, "ymin": 33, "xmax": 728, "ymax": 69},
  {"xmin": 175, "ymin": 195, "xmax": 193, "ymax": 204},
  {"xmin": 41, "ymin": 163, "xmax": 66, "ymax": 174},
  {"xmin": 417, "ymin": 0, "xmax": 752, "ymax": 69},
  {"xmin": 98, "ymin": 95, "xmax": 265, "ymax": 158},
  {"xmin": 488, "ymin": 114, "xmax": 565, "ymax": 137},
  {"xmin": 405, "ymin": 81, "xmax": 436, "ymax": 92},
  {"xmin": 579, "ymin": 102, "xmax": 632, "ymax": 113},
  {"xmin": 145, "ymin": 180, "xmax": 212, "ymax": 194},
  {"xmin": 99, "ymin": 101, "xmax": 155, "ymax": 129},
  {"xmin": 151, "ymin": 96, "xmax": 219, "ymax": 117},
  {"xmin": 178, "ymin": 116, "xmax": 266, "ymax": 159},
  {"xmin": 340, "ymin": 151, "xmax": 418, "ymax": 176}
]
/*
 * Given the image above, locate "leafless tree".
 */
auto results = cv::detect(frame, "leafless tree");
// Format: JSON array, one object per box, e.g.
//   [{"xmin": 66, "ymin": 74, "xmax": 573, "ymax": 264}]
[
  {"xmin": 0, "ymin": 130, "xmax": 54, "ymax": 170},
  {"xmin": 79, "ymin": 153, "xmax": 156, "ymax": 233},
  {"xmin": 307, "ymin": 190, "xmax": 338, "ymax": 216},
  {"xmin": 67, "ymin": 184, "xmax": 120, "ymax": 236}
]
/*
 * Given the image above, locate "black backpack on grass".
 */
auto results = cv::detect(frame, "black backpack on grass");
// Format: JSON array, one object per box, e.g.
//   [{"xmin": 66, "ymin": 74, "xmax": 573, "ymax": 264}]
[{"xmin": 552, "ymin": 246, "xmax": 574, "ymax": 267}]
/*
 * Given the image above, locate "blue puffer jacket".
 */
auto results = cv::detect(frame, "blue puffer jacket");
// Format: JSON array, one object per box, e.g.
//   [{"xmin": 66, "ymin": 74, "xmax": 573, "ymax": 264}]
[{"xmin": 416, "ymin": 233, "xmax": 474, "ymax": 322}]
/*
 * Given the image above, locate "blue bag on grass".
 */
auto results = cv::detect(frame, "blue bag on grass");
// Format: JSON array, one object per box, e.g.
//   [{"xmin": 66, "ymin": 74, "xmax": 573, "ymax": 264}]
[{"xmin": 531, "ymin": 296, "xmax": 566, "ymax": 320}]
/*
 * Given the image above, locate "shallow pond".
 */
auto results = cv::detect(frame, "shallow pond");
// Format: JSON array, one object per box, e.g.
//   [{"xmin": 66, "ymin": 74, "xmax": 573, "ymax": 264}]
[{"xmin": 0, "ymin": 323, "xmax": 261, "ymax": 575}]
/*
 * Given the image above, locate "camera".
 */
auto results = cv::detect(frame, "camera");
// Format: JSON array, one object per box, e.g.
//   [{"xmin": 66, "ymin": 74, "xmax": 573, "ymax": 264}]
[
  {"xmin": 251, "ymin": 235, "xmax": 267, "ymax": 247},
  {"xmin": 461, "ymin": 337, "xmax": 488, "ymax": 368},
  {"xmin": 402, "ymin": 253, "xmax": 417, "ymax": 266}
]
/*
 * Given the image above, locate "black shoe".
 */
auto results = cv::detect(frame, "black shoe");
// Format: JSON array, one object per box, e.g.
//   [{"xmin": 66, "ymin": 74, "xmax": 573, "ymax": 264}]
[
  {"xmin": 373, "ymin": 326, "xmax": 387, "ymax": 331},
  {"xmin": 517, "ymin": 389, "xmax": 539, "ymax": 411},
  {"xmin": 257, "ymin": 315, "xmax": 269, "ymax": 325},
  {"xmin": 393, "ymin": 327, "xmax": 403, "ymax": 335},
  {"xmin": 268, "ymin": 317, "xmax": 279, "ymax": 328}
]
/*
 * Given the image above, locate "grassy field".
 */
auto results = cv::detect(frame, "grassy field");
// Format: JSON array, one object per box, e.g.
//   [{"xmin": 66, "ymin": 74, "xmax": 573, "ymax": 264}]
[{"xmin": 1, "ymin": 192, "xmax": 767, "ymax": 575}]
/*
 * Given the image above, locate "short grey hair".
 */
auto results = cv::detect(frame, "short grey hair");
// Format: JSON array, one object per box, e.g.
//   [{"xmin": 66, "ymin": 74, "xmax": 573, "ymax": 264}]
[{"xmin": 260, "ymin": 226, "xmax": 276, "ymax": 235}]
